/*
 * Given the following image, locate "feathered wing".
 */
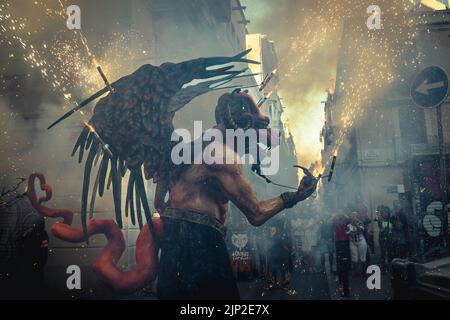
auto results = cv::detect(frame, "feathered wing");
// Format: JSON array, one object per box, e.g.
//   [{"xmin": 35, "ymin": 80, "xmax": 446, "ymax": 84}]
[{"xmin": 71, "ymin": 49, "xmax": 259, "ymax": 240}]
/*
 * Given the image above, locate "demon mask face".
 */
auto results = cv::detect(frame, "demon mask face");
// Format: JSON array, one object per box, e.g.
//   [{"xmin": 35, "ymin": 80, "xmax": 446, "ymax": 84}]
[{"xmin": 215, "ymin": 89, "xmax": 279, "ymax": 148}]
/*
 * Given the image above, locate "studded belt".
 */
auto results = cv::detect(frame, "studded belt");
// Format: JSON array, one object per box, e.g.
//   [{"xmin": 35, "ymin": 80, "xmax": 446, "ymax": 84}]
[{"xmin": 161, "ymin": 207, "xmax": 227, "ymax": 237}]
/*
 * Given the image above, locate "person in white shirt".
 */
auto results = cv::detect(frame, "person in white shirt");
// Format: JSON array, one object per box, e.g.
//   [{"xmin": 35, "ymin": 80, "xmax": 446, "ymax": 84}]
[{"xmin": 346, "ymin": 212, "xmax": 368, "ymax": 277}]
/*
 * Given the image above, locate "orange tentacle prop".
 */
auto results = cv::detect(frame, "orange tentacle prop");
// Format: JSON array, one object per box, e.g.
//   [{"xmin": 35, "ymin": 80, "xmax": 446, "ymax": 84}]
[{"xmin": 26, "ymin": 173, "xmax": 162, "ymax": 293}]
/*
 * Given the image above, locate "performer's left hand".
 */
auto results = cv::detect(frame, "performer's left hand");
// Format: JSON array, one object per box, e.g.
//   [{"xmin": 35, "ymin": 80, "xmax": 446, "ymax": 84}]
[{"xmin": 296, "ymin": 173, "xmax": 318, "ymax": 201}]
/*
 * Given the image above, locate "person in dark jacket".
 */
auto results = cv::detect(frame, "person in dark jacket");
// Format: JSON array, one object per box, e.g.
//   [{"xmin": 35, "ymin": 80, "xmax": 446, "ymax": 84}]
[
  {"xmin": 266, "ymin": 224, "xmax": 292, "ymax": 290},
  {"xmin": 376, "ymin": 205, "xmax": 392, "ymax": 271},
  {"xmin": 333, "ymin": 211, "xmax": 351, "ymax": 297},
  {"xmin": 0, "ymin": 197, "xmax": 49, "ymax": 299},
  {"xmin": 319, "ymin": 216, "xmax": 335, "ymax": 273},
  {"xmin": 391, "ymin": 201, "xmax": 409, "ymax": 260}
]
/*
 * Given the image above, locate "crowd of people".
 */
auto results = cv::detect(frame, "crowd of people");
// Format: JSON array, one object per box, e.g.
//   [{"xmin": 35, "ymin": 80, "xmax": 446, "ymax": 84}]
[
  {"xmin": 258, "ymin": 200, "xmax": 410, "ymax": 298},
  {"xmin": 331, "ymin": 201, "xmax": 409, "ymax": 297}
]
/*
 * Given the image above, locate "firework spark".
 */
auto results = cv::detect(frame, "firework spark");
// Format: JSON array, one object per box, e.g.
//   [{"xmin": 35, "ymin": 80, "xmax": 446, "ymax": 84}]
[
  {"xmin": 270, "ymin": 0, "xmax": 422, "ymax": 167},
  {"xmin": 1, "ymin": 0, "xmax": 151, "ymax": 153}
]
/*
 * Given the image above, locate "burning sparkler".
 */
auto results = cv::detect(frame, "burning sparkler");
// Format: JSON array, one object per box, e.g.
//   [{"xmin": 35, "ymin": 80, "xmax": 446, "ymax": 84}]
[
  {"xmin": 259, "ymin": 69, "xmax": 277, "ymax": 92},
  {"xmin": 312, "ymin": 161, "xmax": 324, "ymax": 177},
  {"xmin": 327, "ymin": 155, "xmax": 337, "ymax": 182},
  {"xmin": 1, "ymin": 0, "xmax": 421, "ymax": 188},
  {"xmin": 257, "ymin": 91, "xmax": 273, "ymax": 107},
  {"xmin": 83, "ymin": 120, "xmax": 113, "ymax": 158},
  {"xmin": 294, "ymin": 153, "xmax": 337, "ymax": 183},
  {"xmin": 273, "ymin": 1, "xmax": 420, "ymax": 170},
  {"xmin": 47, "ymin": 85, "xmax": 113, "ymax": 129},
  {"xmin": 93, "ymin": 57, "xmax": 115, "ymax": 93},
  {"xmin": 47, "ymin": 57, "xmax": 117, "ymax": 130}
]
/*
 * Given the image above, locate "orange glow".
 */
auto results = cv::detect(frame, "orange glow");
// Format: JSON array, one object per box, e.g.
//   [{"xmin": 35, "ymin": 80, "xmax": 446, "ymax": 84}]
[
  {"xmin": 312, "ymin": 160, "xmax": 325, "ymax": 176},
  {"xmin": 420, "ymin": 0, "xmax": 447, "ymax": 10},
  {"xmin": 328, "ymin": 78, "xmax": 336, "ymax": 95},
  {"xmin": 245, "ymin": 34, "xmax": 264, "ymax": 84},
  {"xmin": 83, "ymin": 120, "xmax": 96, "ymax": 133},
  {"xmin": 284, "ymin": 120, "xmax": 291, "ymax": 139},
  {"xmin": 92, "ymin": 56, "xmax": 99, "ymax": 67}
]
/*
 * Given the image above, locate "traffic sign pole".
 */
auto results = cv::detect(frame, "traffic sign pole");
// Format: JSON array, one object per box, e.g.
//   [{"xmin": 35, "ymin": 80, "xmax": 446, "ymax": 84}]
[
  {"xmin": 437, "ymin": 103, "xmax": 448, "ymax": 247},
  {"xmin": 411, "ymin": 65, "xmax": 449, "ymax": 249}
]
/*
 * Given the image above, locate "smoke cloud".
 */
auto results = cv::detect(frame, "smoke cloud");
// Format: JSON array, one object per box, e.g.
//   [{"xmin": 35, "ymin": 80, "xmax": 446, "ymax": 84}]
[{"xmin": 242, "ymin": 0, "xmax": 340, "ymax": 166}]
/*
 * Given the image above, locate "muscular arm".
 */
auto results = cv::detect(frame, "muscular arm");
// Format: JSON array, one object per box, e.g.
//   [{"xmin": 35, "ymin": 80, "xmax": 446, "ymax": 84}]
[{"xmin": 209, "ymin": 162, "xmax": 284, "ymax": 226}]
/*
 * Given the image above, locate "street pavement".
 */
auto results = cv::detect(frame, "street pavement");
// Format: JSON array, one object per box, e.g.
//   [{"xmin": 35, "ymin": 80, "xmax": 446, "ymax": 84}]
[
  {"xmin": 326, "ymin": 269, "xmax": 392, "ymax": 300},
  {"xmin": 238, "ymin": 269, "xmax": 330, "ymax": 300},
  {"xmin": 40, "ymin": 259, "xmax": 392, "ymax": 300},
  {"xmin": 239, "ymin": 258, "xmax": 393, "ymax": 300}
]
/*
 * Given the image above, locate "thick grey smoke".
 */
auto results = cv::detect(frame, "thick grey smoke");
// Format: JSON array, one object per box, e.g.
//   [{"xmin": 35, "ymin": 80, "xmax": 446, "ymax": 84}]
[
  {"xmin": 242, "ymin": 0, "xmax": 340, "ymax": 166},
  {"xmin": 0, "ymin": 97, "xmax": 84, "ymax": 194}
]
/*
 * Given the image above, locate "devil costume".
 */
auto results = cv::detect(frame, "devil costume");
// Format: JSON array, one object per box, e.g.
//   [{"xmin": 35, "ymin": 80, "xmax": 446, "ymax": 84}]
[
  {"xmin": 157, "ymin": 90, "xmax": 276, "ymax": 300},
  {"xmin": 41, "ymin": 51, "xmax": 286, "ymax": 295},
  {"xmin": 157, "ymin": 208, "xmax": 240, "ymax": 300}
]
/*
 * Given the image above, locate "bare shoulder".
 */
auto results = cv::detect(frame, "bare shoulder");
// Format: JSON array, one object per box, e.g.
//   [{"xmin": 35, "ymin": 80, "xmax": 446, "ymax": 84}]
[{"xmin": 205, "ymin": 142, "xmax": 243, "ymax": 175}]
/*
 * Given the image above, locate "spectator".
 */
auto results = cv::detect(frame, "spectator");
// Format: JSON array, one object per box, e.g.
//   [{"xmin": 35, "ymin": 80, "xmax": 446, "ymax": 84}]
[
  {"xmin": 290, "ymin": 217, "xmax": 304, "ymax": 269},
  {"xmin": 353, "ymin": 199, "xmax": 373, "ymax": 264},
  {"xmin": 319, "ymin": 215, "xmax": 335, "ymax": 274},
  {"xmin": 266, "ymin": 223, "xmax": 291, "ymax": 291},
  {"xmin": 333, "ymin": 211, "xmax": 351, "ymax": 297},
  {"xmin": 347, "ymin": 212, "xmax": 368, "ymax": 277},
  {"xmin": 391, "ymin": 201, "xmax": 409, "ymax": 260},
  {"xmin": 0, "ymin": 197, "xmax": 49, "ymax": 299},
  {"xmin": 293, "ymin": 215, "xmax": 316, "ymax": 273},
  {"xmin": 300, "ymin": 216, "xmax": 320, "ymax": 272},
  {"xmin": 376, "ymin": 205, "xmax": 392, "ymax": 271}
]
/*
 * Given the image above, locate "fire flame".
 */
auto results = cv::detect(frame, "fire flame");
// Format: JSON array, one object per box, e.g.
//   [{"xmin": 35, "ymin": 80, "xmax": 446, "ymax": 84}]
[
  {"xmin": 327, "ymin": 77, "xmax": 336, "ymax": 95},
  {"xmin": 312, "ymin": 160, "xmax": 325, "ymax": 176},
  {"xmin": 83, "ymin": 120, "xmax": 96, "ymax": 133},
  {"xmin": 92, "ymin": 56, "xmax": 99, "ymax": 68},
  {"xmin": 284, "ymin": 120, "xmax": 291, "ymax": 139}
]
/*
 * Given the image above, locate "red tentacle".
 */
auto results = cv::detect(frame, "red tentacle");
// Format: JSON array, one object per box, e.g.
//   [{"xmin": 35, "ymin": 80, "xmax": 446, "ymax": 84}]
[
  {"xmin": 27, "ymin": 173, "xmax": 73, "ymax": 225},
  {"xmin": 26, "ymin": 173, "xmax": 161, "ymax": 294}
]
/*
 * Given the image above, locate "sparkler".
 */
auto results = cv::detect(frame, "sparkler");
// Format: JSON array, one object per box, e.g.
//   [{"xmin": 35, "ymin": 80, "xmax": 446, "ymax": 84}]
[
  {"xmin": 253, "ymin": 156, "xmax": 336, "ymax": 192},
  {"xmin": 293, "ymin": 165, "xmax": 322, "ymax": 180},
  {"xmin": 257, "ymin": 91, "xmax": 272, "ymax": 107},
  {"xmin": 294, "ymin": 154, "xmax": 337, "ymax": 182},
  {"xmin": 327, "ymin": 155, "xmax": 337, "ymax": 182},
  {"xmin": 1, "ymin": 1, "xmax": 150, "ymax": 133},
  {"xmin": 94, "ymin": 58, "xmax": 115, "ymax": 93},
  {"xmin": 259, "ymin": 69, "xmax": 277, "ymax": 92},
  {"xmin": 273, "ymin": 0, "xmax": 420, "ymax": 167},
  {"xmin": 47, "ymin": 86, "xmax": 112, "ymax": 129},
  {"xmin": 2, "ymin": 0, "xmax": 423, "ymax": 177},
  {"xmin": 83, "ymin": 120, "xmax": 113, "ymax": 158}
]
